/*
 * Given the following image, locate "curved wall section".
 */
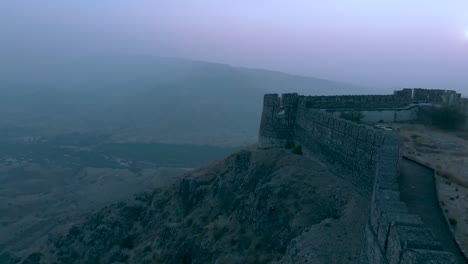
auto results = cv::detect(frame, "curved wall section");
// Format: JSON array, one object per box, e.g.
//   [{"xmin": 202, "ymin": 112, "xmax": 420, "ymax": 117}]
[
  {"xmin": 258, "ymin": 93, "xmax": 458, "ymax": 263},
  {"xmin": 294, "ymin": 97, "xmax": 385, "ymax": 194}
]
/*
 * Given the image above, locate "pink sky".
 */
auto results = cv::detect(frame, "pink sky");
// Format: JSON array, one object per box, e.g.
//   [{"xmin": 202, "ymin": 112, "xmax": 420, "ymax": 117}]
[{"xmin": 2, "ymin": 1, "xmax": 468, "ymax": 93}]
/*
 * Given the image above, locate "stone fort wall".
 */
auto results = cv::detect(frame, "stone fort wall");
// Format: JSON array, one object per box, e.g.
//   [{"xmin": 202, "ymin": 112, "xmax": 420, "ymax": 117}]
[
  {"xmin": 294, "ymin": 96, "xmax": 385, "ymax": 193},
  {"xmin": 302, "ymin": 88, "xmax": 461, "ymax": 110},
  {"xmin": 258, "ymin": 92, "xmax": 458, "ymax": 263}
]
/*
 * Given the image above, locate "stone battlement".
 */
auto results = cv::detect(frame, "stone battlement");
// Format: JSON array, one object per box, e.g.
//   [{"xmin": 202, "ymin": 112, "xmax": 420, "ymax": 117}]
[
  {"xmin": 258, "ymin": 89, "xmax": 465, "ymax": 263},
  {"xmin": 300, "ymin": 88, "xmax": 461, "ymax": 110}
]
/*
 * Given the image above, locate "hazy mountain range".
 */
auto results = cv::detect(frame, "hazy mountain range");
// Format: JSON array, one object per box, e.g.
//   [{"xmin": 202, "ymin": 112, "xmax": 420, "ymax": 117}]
[{"xmin": 1, "ymin": 55, "xmax": 382, "ymax": 146}]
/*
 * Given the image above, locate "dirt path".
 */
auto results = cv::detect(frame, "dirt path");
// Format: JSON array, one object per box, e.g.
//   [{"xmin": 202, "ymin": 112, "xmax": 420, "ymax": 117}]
[{"xmin": 399, "ymin": 158, "xmax": 466, "ymax": 263}]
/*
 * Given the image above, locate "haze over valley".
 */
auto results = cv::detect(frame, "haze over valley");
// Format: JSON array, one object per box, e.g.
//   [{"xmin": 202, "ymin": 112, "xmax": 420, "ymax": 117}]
[{"xmin": 0, "ymin": 55, "xmax": 377, "ymax": 146}]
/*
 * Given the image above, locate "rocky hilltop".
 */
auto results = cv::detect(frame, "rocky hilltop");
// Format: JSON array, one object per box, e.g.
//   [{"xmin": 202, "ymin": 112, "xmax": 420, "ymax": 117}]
[{"xmin": 11, "ymin": 147, "xmax": 369, "ymax": 264}]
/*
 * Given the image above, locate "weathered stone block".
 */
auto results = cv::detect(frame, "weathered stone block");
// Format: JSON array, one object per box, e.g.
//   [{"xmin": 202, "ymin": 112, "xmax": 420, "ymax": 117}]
[
  {"xmin": 386, "ymin": 226, "xmax": 442, "ymax": 264},
  {"xmin": 375, "ymin": 189, "xmax": 400, "ymax": 202},
  {"xmin": 371, "ymin": 200, "xmax": 408, "ymax": 230},
  {"xmin": 377, "ymin": 213, "xmax": 424, "ymax": 251},
  {"xmin": 362, "ymin": 224, "xmax": 387, "ymax": 264}
]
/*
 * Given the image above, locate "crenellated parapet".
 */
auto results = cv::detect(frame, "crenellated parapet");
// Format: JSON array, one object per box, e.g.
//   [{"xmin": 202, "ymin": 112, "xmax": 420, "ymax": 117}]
[
  {"xmin": 412, "ymin": 88, "xmax": 461, "ymax": 104},
  {"xmin": 299, "ymin": 88, "xmax": 464, "ymax": 111},
  {"xmin": 302, "ymin": 94, "xmax": 411, "ymax": 110}
]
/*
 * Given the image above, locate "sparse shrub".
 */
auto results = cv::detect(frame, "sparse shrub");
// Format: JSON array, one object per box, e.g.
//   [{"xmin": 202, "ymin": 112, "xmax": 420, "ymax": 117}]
[
  {"xmin": 120, "ymin": 205, "xmax": 143, "ymax": 221},
  {"xmin": 254, "ymin": 241, "xmax": 263, "ymax": 250},
  {"xmin": 229, "ymin": 238, "xmax": 237, "ymax": 246},
  {"xmin": 448, "ymin": 218, "xmax": 457, "ymax": 226},
  {"xmin": 340, "ymin": 111, "xmax": 363, "ymax": 123},
  {"xmin": 430, "ymin": 106, "xmax": 465, "ymax": 130},
  {"xmin": 119, "ymin": 234, "xmax": 136, "ymax": 249},
  {"xmin": 292, "ymin": 145, "xmax": 303, "ymax": 155},
  {"xmin": 285, "ymin": 141, "xmax": 295, "ymax": 149},
  {"xmin": 201, "ymin": 215, "xmax": 209, "ymax": 222},
  {"xmin": 238, "ymin": 225, "xmax": 246, "ymax": 235},
  {"xmin": 134, "ymin": 191, "xmax": 156, "ymax": 205},
  {"xmin": 238, "ymin": 235, "xmax": 252, "ymax": 250},
  {"xmin": 293, "ymin": 201, "xmax": 300, "ymax": 209},
  {"xmin": 23, "ymin": 252, "xmax": 43, "ymax": 264},
  {"xmin": 185, "ymin": 217, "xmax": 193, "ymax": 227},
  {"xmin": 68, "ymin": 226, "xmax": 81, "ymax": 237},
  {"xmin": 213, "ymin": 226, "xmax": 229, "ymax": 240},
  {"xmin": 321, "ymin": 194, "xmax": 347, "ymax": 220}
]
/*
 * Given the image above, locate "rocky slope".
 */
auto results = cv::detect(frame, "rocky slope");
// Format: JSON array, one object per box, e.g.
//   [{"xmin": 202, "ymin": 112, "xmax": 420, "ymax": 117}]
[{"xmin": 11, "ymin": 147, "xmax": 370, "ymax": 264}]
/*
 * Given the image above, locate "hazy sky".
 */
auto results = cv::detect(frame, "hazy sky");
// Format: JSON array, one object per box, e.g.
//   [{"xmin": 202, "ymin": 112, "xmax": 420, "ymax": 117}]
[{"xmin": 2, "ymin": 1, "xmax": 468, "ymax": 92}]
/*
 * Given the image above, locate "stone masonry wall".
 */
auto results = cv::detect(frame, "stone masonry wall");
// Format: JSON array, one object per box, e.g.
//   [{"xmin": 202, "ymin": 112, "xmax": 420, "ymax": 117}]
[
  {"xmin": 302, "ymin": 88, "xmax": 462, "ymax": 110},
  {"xmin": 360, "ymin": 136, "xmax": 457, "ymax": 263},
  {"xmin": 303, "ymin": 94, "xmax": 412, "ymax": 110},
  {"xmin": 258, "ymin": 92, "xmax": 458, "ymax": 263},
  {"xmin": 258, "ymin": 93, "xmax": 298, "ymax": 148},
  {"xmin": 413, "ymin": 88, "xmax": 461, "ymax": 104},
  {"xmin": 294, "ymin": 96, "xmax": 385, "ymax": 193}
]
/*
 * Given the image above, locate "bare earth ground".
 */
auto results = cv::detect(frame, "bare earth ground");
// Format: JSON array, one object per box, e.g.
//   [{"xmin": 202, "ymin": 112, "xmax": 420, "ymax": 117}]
[{"xmin": 394, "ymin": 123, "xmax": 468, "ymax": 256}]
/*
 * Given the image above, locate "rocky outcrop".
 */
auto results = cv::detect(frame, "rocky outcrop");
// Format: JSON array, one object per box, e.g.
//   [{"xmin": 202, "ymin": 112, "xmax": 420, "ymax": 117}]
[{"xmin": 18, "ymin": 148, "xmax": 370, "ymax": 263}]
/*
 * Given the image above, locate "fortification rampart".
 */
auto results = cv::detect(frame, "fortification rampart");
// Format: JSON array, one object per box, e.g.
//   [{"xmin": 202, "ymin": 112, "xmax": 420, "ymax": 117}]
[
  {"xmin": 303, "ymin": 95, "xmax": 412, "ymax": 110},
  {"xmin": 295, "ymin": 96, "xmax": 385, "ymax": 193},
  {"xmin": 258, "ymin": 91, "xmax": 459, "ymax": 263},
  {"xmin": 258, "ymin": 93, "xmax": 297, "ymax": 147},
  {"xmin": 413, "ymin": 88, "xmax": 461, "ymax": 104},
  {"xmin": 361, "ymin": 140, "xmax": 457, "ymax": 263},
  {"xmin": 302, "ymin": 88, "xmax": 462, "ymax": 111}
]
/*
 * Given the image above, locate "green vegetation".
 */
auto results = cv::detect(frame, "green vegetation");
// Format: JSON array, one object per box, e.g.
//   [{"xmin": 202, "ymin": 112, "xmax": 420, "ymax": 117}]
[
  {"xmin": 430, "ymin": 106, "xmax": 465, "ymax": 130},
  {"xmin": 339, "ymin": 111, "xmax": 363, "ymax": 123},
  {"xmin": 448, "ymin": 217, "xmax": 457, "ymax": 226},
  {"xmin": 292, "ymin": 145, "xmax": 303, "ymax": 155},
  {"xmin": 285, "ymin": 141, "xmax": 302, "ymax": 154},
  {"xmin": 285, "ymin": 141, "xmax": 295, "ymax": 149}
]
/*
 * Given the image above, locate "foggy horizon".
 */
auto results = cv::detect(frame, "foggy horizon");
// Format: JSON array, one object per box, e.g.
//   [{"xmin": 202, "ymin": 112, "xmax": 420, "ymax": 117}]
[{"xmin": 2, "ymin": 1, "xmax": 468, "ymax": 93}]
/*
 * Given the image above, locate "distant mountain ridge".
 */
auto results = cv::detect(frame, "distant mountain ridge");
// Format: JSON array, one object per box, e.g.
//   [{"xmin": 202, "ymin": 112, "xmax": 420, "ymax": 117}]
[{"xmin": 0, "ymin": 55, "xmax": 379, "ymax": 146}]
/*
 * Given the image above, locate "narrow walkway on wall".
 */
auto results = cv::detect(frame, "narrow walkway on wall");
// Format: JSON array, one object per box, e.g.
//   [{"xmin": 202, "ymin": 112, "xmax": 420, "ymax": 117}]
[{"xmin": 399, "ymin": 158, "xmax": 466, "ymax": 263}]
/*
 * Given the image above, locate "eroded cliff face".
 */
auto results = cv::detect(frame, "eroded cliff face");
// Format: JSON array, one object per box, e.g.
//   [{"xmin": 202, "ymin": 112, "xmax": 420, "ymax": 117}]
[{"xmin": 17, "ymin": 147, "xmax": 369, "ymax": 264}]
